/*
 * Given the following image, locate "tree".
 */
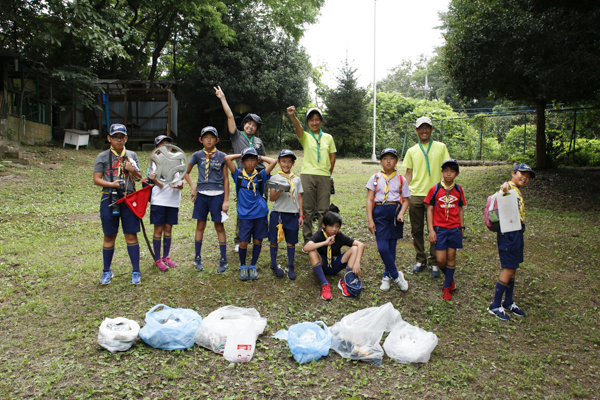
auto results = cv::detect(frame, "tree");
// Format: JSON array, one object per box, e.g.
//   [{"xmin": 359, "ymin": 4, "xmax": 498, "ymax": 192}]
[
  {"xmin": 440, "ymin": 0, "xmax": 600, "ymax": 168},
  {"xmin": 323, "ymin": 59, "xmax": 370, "ymax": 156}
]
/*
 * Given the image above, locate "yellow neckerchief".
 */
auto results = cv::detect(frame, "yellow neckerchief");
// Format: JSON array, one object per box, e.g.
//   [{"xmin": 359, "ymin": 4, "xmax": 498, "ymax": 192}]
[
  {"xmin": 110, "ymin": 146, "xmax": 126, "ymax": 177},
  {"xmin": 379, "ymin": 169, "xmax": 397, "ymax": 203},
  {"xmin": 440, "ymin": 180, "xmax": 456, "ymax": 220},
  {"xmin": 507, "ymin": 181, "xmax": 524, "ymax": 221},
  {"xmin": 202, "ymin": 148, "xmax": 216, "ymax": 182},
  {"xmin": 322, "ymin": 230, "xmax": 332, "ymax": 267},
  {"xmin": 278, "ymin": 170, "xmax": 297, "ymax": 203},
  {"xmin": 242, "ymin": 168, "xmax": 259, "ymax": 196}
]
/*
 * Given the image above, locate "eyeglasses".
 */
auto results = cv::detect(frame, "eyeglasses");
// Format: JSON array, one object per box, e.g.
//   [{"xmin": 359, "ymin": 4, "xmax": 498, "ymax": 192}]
[{"xmin": 111, "ymin": 136, "xmax": 126, "ymax": 141}]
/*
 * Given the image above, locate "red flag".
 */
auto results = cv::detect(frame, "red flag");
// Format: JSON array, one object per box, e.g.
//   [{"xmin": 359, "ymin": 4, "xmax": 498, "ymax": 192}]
[{"xmin": 115, "ymin": 185, "xmax": 152, "ymax": 219}]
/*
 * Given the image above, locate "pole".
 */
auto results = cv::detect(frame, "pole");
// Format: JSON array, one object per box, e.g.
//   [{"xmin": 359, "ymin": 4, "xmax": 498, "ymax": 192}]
[
  {"xmin": 523, "ymin": 116, "xmax": 526, "ymax": 154},
  {"xmin": 370, "ymin": 0, "xmax": 378, "ymax": 162}
]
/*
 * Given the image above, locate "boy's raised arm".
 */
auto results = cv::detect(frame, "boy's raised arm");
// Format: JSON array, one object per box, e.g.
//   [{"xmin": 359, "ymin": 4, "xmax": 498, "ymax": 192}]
[
  {"xmin": 261, "ymin": 156, "xmax": 278, "ymax": 175},
  {"xmin": 215, "ymin": 86, "xmax": 236, "ymax": 134},
  {"xmin": 287, "ymin": 106, "xmax": 304, "ymax": 139},
  {"xmin": 224, "ymin": 154, "xmax": 240, "ymax": 173}
]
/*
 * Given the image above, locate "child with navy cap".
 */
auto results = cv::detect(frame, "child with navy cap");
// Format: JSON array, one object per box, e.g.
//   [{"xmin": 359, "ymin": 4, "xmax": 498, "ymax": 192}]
[
  {"xmin": 148, "ymin": 135, "xmax": 184, "ymax": 272},
  {"xmin": 424, "ymin": 158, "xmax": 467, "ymax": 301},
  {"xmin": 487, "ymin": 163, "xmax": 535, "ymax": 321},
  {"xmin": 366, "ymin": 148, "xmax": 411, "ymax": 292},
  {"xmin": 224, "ymin": 148, "xmax": 277, "ymax": 281},
  {"xmin": 184, "ymin": 126, "xmax": 229, "ymax": 273},
  {"xmin": 93, "ymin": 123, "xmax": 143, "ymax": 285},
  {"xmin": 268, "ymin": 149, "xmax": 304, "ymax": 280}
]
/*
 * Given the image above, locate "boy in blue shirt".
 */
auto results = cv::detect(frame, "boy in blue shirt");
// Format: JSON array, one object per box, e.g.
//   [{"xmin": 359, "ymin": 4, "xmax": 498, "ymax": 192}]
[
  {"xmin": 184, "ymin": 126, "xmax": 229, "ymax": 273},
  {"xmin": 224, "ymin": 148, "xmax": 277, "ymax": 281},
  {"xmin": 488, "ymin": 164, "xmax": 535, "ymax": 321}
]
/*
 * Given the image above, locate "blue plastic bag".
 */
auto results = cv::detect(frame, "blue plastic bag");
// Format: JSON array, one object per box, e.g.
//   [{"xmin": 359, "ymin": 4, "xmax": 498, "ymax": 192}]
[
  {"xmin": 139, "ymin": 304, "xmax": 202, "ymax": 350},
  {"xmin": 287, "ymin": 321, "xmax": 332, "ymax": 364}
]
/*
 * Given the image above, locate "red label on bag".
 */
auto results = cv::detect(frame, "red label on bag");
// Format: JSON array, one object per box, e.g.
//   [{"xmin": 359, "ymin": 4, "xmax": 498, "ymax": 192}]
[{"xmin": 237, "ymin": 344, "xmax": 252, "ymax": 350}]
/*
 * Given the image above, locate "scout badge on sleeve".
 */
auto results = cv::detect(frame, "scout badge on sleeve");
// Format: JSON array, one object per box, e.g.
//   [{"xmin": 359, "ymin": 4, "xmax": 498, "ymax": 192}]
[{"xmin": 147, "ymin": 143, "xmax": 188, "ymax": 185}]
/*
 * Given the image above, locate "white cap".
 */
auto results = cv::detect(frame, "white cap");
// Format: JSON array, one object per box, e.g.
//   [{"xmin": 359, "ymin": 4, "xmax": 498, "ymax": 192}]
[
  {"xmin": 415, "ymin": 116, "xmax": 433, "ymax": 128},
  {"xmin": 306, "ymin": 108, "xmax": 324, "ymax": 121}
]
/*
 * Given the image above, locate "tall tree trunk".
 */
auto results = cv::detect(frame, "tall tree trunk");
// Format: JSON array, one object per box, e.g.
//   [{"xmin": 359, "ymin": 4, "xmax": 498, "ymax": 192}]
[{"xmin": 535, "ymin": 101, "xmax": 547, "ymax": 169}]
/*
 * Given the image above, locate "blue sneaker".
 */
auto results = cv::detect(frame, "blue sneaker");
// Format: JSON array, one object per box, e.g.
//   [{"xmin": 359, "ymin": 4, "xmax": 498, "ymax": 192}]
[
  {"xmin": 130, "ymin": 272, "xmax": 141, "ymax": 285},
  {"xmin": 239, "ymin": 265, "xmax": 249, "ymax": 281},
  {"xmin": 248, "ymin": 265, "xmax": 259, "ymax": 280},
  {"xmin": 429, "ymin": 264, "xmax": 440, "ymax": 277},
  {"xmin": 217, "ymin": 259, "xmax": 228, "ymax": 273},
  {"xmin": 287, "ymin": 266, "xmax": 297, "ymax": 280},
  {"xmin": 503, "ymin": 302, "xmax": 526, "ymax": 317},
  {"xmin": 412, "ymin": 262, "xmax": 425, "ymax": 273},
  {"xmin": 488, "ymin": 306, "xmax": 510, "ymax": 321},
  {"xmin": 271, "ymin": 264, "xmax": 284, "ymax": 278},
  {"xmin": 100, "ymin": 271, "xmax": 114, "ymax": 285},
  {"xmin": 194, "ymin": 256, "xmax": 204, "ymax": 271}
]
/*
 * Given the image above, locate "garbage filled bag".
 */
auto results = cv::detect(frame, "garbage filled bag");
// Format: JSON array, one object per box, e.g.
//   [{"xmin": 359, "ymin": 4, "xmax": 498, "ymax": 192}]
[
  {"xmin": 194, "ymin": 306, "xmax": 267, "ymax": 355},
  {"xmin": 223, "ymin": 319, "xmax": 258, "ymax": 363},
  {"xmin": 287, "ymin": 321, "xmax": 332, "ymax": 363},
  {"xmin": 330, "ymin": 302, "xmax": 402, "ymax": 366},
  {"xmin": 98, "ymin": 317, "xmax": 140, "ymax": 353},
  {"xmin": 139, "ymin": 304, "xmax": 202, "ymax": 350},
  {"xmin": 383, "ymin": 321, "xmax": 438, "ymax": 364}
]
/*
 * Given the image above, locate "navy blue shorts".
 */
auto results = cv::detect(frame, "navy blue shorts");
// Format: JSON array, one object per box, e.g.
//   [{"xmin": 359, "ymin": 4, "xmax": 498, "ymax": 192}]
[
  {"xmin": 100, "ymin": 194, "xmax": 140, "ymax": 235},
  {"xmin": 239, "ymin": 217, "xmax": 269, "ymax": 242},
  {"xmin": 321, "ymin": 252, "xmax": 348, "ymax": 275},
  {"xmin": 192, "ymin": 193, "xmax": 224, "ymax": 222},
  {"xmin": 373, "ymin": 203, "xmax": 404, "ymax": 240},
  {"xmin": 269, "ymin": 211, "xmax": 300, "ymax": 244},
  {"xmin": 434, "ymin": 227, "xmax": 463, "ymax": 251},
  {"xmin": 150, "ymin": 205, "xmax": 179, "ymax": 226},
  {"xmin": 497, "ymin": 229, "xmax": 524, "ymax": 269}
]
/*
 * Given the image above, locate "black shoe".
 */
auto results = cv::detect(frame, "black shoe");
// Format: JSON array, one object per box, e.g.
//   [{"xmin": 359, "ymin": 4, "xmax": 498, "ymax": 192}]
[
  {"xmin": 287, "ymin": 266, "xmax": 296, "ymax": 280},
  {"xmin": 271, "ymin": 263, "xmax": 284, "ymax": 278}
]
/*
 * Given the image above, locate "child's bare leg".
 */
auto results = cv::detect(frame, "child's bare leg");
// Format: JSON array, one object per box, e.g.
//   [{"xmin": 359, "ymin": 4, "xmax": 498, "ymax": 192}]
[
  {"xmin": 341, "ymin": 246, "xmax": 357, "ymax": 272},
  {"xmin": 436, "ymin": 250, "xmax": 447, "ymax": 270}
]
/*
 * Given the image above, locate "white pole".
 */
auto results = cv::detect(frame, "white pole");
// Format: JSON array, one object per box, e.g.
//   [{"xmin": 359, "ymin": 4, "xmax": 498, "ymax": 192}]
[{"xmin": 371, "ymin": 0, "xmax": 378, "ymax": 162}]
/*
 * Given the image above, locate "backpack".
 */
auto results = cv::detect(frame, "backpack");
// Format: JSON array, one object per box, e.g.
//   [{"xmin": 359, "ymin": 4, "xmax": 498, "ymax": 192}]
[
  {"xmin": 236, "ymin": 172, "xmax": 264, "ymax": 196},
  {"xmin": 372, "ymin": 172, "xmax": 404, "ymax": 206},
  {"xmin": 341, "ymin": 271, "xmax": 362, "ymax": 297},
  {"xmin": 484, "ymin": 192, "xmax": 501, "ymax": 232},
  {"xmin": 430, "ymin": 183, "xmax": 463, "ymax": 212}
]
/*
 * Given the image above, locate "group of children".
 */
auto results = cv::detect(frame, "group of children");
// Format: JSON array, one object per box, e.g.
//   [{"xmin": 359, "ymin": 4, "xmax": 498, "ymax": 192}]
[{"xmin": 94, "ymin": 113, "xmax": 536, "ymax": 321}]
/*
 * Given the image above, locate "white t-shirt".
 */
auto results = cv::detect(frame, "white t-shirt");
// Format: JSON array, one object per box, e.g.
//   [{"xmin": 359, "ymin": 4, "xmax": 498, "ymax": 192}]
[{"xmin": 150, "ymin": 162, "xmax": 182, "ymax": 208}]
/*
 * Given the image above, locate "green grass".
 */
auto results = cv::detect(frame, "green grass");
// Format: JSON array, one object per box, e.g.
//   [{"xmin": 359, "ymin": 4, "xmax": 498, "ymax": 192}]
[{"xmin": 0, "ymin": 145, "xmax": 599, "ymax": 399}]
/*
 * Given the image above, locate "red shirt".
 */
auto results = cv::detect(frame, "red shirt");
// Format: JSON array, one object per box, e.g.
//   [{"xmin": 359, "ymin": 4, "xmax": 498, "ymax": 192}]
[{"xmin": 424, "ymin": 183, "xmax": 466, "ymax": 229}]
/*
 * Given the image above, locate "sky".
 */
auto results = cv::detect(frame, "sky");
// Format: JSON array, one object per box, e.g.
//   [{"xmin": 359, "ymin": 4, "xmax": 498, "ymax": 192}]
[{"xmin": 300, "ymin": 0, "xmax": 450, "ymax": 90}]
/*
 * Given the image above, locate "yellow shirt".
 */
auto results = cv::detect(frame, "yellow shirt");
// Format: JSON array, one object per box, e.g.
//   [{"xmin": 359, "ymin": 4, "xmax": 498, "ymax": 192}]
[
  {"xmin": 298, "ymin": 131, "xmax": 337, "ymax": 176},
  {"xmin": 403, "ymin": 141, "xmax": 450, "ymax": 196}
]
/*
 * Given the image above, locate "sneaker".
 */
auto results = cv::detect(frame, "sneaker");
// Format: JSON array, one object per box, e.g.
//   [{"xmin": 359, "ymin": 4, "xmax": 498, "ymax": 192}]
[
  {"xmin": 429, "ymin": 264, "xmax": 440, "ymax": 277},
  {"xmin": 380, "ymin": 277, "xmax": 391, "ymax": 291},
  {"xmin": 320, "ymin": 283, "xmax": 332, "ymax": 301},
  {"xmin": 155, "ymin": 258, "xmax": 169, "ymax": 272},
  {"xmin": 394, "ymin": 272, "xmax": 409, "ymax": 292},
  {"xmin": 442, "ymin": 287, "xmax": 452, "ymax": 301},
  {"xmin": 449, "ymin": 280, "xmax": 456, "ymax": 294},
  {"xmin": 248, "ymin": 265, "xmax": 259, "ymax": 280},
  {"xmin": 503, "ymin": 302, "xmax": 526, "ymax": 317},
  {"xmin": 488, "ymin": 306, "xmax": 510, "ymax": 321},
  {"xmin": 412, "ymin": 262, "xmax": 425, "ymax": 273},
  {"xmin": 217, "ymin": 259, "xmax": 228, "ymax": 273},
  {"xmin": 338, "ymin": 280, "xmax": 351, "ymax": 297},
  {"xmin": 234, "ymin": 244, "xmax": 240, "ymax": 253},
  {"xmin": 239, "ymin": 265, "xmax": 249, "ymax": 281},
  {"xmin": 162, "ymin": 256, "xmax": 178, "ymax": 268},
  {"xmin": 100, "ymin": 271, "xmax": 114, "ymax": 285},
  {"xmin": 271, "ymin": 264, "xmax": 284, "ymax": 278},
  {"xmin": 287, "ymin": 266, "xmax": 297, "ymax": 280},
  {"xmin": 130, "ymin": 272, "xmax": 141, "ymax": 285},
  {"xmin": 194, "ymin": 256, "xmax": 204, "ymax": 272}
]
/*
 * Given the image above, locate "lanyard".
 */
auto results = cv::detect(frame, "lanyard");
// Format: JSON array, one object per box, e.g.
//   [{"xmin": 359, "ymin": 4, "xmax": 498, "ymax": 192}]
[
  {"xmin": 308, "ymin": 129, "xmax": 323, "ymax": 162},
  {"xmin": 241, "ymin": 131, "xmax": 255, "ymax": 148},
  {"xmin": 418, "ymin": 139, "xmax": 433, "ymax": 176}
]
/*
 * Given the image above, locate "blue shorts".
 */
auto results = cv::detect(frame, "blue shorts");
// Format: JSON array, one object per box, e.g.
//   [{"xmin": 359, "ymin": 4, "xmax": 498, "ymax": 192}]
[
  {"xmin": 434, "ymin": 227, "xmax": 463, "ymax": 251},
  {"xmin": 321, "ymin": 252, "xmax": 348, "ymax": 275},
  {"xmin": 100, "ymin": 194, "xmax": 140, "ymax": 235},
  {"xmin": 373, "ymin": 203, "xmax": 404, "ymax": 240},
  {"xmin": 497, "ymin": 229, "xmax": 524, "ymax": 269},
  {"xmin": 150, "ymin": 205, "xmax": 179, "ymax": 226},
  {"xmin": 192, "ymin": 193, "xmax": 224, "ymax": 222},
  {"xmin": 269, "ymin": 211, "xmax": 300, "ymax": 244},
  {"xmin": 239, "ymin": 217, "xmax": 269, "ymax": 242}
]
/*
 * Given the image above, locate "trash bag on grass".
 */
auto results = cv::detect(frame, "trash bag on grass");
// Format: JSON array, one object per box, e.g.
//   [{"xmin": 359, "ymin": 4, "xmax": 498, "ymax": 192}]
[
  {"xmin": 98, "ymin": 317, "xmax": 140, "ymax": 353},
  {"xmin": 383, "ymin": 321, "xmax": 438, "ymax": 364},
  {"xmin": 273, "ymin": 321, "xmax": 332, "ymax": 363},
  {"xmin": 139, "ymin": 304, "xmax": 202, "ymax": 350}
]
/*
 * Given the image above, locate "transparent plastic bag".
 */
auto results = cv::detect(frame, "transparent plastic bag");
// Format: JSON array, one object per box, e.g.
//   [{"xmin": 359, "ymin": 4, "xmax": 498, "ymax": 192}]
[
  {"xmin": 383, "ymin": 321, "xmax": 438, "ymax": 364},
  {"xmin": 139, "ymin": 304, "xmax": 202, "ymax": 350},
  {"xmin": 97, "ymin": 317, "xmax": 140, "ymax": 353},
  {"xmin": 287, "ymin": 321, "xmax": 332, "ymax": 364}
]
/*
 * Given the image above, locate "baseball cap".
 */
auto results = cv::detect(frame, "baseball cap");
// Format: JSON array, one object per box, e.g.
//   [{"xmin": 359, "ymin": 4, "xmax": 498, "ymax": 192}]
[
  {"xmin": 415, "ymin": 116, "xmax": 433, "ymax": 128},
  {"xmin": 109, "ymin": 124, "xmax": 127, "ymax": 136},
  {"xmin": 306, "ymin": 108, "xmax": 324, "ymax": 121},
  {"xmin": 154, "ymin": 135, "xmax": 173, "ymax": 147},
  {"xmin": 278, "ymin": 149, "xmax": 297, "ymax": 160},
  {"xmin": 442, "ymin": 158, "xmax": 460, "ymax": 171},
  {"xmin": 242, "ymin": 113, "xmax": 263, "ymax": 129},
  {"xmin": 200, "ymin": 126, "xmax": 219, "ymax": 138},
  {"xmin": 379, "ymin": 148, "xmax": 399, "ymax": 159},
  {"xmin": 513, "ymin": 163, "xmax": 536, "ymax": 179},
  {"xmin": 241, "ymin": 147, "xmax": 259, "ymax": 159}
]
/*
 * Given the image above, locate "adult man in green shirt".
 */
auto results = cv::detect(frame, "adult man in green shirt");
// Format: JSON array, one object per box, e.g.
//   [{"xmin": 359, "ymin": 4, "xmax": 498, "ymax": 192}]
[{"xmin": 404, "ymin": 117, "xmax": 450, "ymax": 276}]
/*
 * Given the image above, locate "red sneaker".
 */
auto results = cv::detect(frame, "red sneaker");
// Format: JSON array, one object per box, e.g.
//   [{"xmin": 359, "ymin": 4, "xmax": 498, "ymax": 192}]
[
  {"xmin": 320, "ymin": 284, "xmax": 332, "ymax": 301},
  {"xmin": 338, "ymin": 279, "xmax": 351, "ymax": 297},
  {"xmin": 155, "ymin": 258, "xmax": 169, "ymax": 272},
  {"xmin": 442, "ymin": 287, "xmax": 453, "ymax": 301},
  {"xmin": 449, "ymin": 281, "xmax": 456, "ymax": 294}
]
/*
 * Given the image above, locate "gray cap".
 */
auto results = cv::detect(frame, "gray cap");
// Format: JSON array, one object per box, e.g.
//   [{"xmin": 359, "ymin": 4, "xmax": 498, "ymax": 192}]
[{"xmin": 415, "ymin": 116, "xmax": 433, "ymax": 128}]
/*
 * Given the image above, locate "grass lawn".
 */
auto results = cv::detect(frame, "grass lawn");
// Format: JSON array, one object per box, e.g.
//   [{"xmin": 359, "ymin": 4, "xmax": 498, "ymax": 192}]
[{"xmin": 0, "ymin": 144, "xmax": 599, "ymax": 399}]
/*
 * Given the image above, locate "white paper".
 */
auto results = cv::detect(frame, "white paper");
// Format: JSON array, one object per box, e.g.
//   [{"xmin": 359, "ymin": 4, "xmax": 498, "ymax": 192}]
[
  {"xmin": 221, "ymin": 211, "xmax": 229, "ymax": 222},
  {"xmin": 497, "ymin": 189, "xmax": 522, "ymax": 233}
]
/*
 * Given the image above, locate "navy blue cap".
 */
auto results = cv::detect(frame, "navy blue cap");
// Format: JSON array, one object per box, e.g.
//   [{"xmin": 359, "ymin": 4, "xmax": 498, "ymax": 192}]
[
  {"xmin": 154, "ymin": 135, "xmax": 173, "ymax": 147},
  {"xmin": 242, "ymin": 113, "xmax": 263, "ymax": 129},
  {"xmin": 379, "ymin": 148, "xmax": 398, "ymax": 159},
  {"xmin": 241, "ymin": 147, "xmax": 259, "ymax": 159},
  {"xmin": 442, "ymin": 158, "xmax": 460, "ymax": 171},
  {"xmin": 109, "ymin": 124, "xmax": 127, "ymax": 136},
  {"xmin": 278, "ymin": 149, "xmax": 297, "ymax": 160},
  {"xmin": 513, "ymin": 163, "xmax": 536, "ymax": 178},
  {"xmin": 201, "ymin": 126, "xmax": 219, "ymax": 138}
]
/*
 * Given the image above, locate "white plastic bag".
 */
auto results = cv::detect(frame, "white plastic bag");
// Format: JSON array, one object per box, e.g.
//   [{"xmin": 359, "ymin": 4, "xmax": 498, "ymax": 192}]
[
  {"xmin": 223, "ymin": 319, "xmax": 257, "ymax": 363},
  {"xmin": 98, "ymin": 317, "xmax": 140, "ymax": 353},
  {"xmin": 194, "ymin": 306, "xmax": 267, "ymax": 355},
  {"xmin": 383, "ymin": 321, "xmax": 438, "ymax": 363},
  {"xmin": 330, "ymin": 302, "xmax": 402, "ymax": 366}
]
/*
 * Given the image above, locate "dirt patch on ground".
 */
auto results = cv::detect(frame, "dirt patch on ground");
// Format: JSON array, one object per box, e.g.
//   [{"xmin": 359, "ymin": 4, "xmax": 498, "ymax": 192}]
[
  {"xmin": 62, "ymin": 212, "xmax": 99, "ymax": 223},
  {"xmin": 39, "ymin": 163, "xmax": 63, "ymax": 170}
]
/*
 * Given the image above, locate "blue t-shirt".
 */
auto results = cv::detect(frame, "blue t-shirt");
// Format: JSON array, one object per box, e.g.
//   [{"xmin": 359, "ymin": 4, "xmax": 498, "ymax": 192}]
[
  {"xmin": 233, "ymin": 168, "xmax": 270, "ymax": 219},
  {"xmin": 189, "ymin": 150, "xmax": 226, "ymax": 191}
]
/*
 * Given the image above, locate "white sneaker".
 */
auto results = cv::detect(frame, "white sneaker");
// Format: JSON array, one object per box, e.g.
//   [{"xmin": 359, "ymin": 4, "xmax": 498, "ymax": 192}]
[
  {"xmin": 234, "ymin": 244, "xmax": 239, "ymax": 253},
  {"xmin": 380, "ymin": 277, "xmax": 391, "ymax": 291},
  {"xmin": 395, "ymin": 272, "xmax": 409, "ymax": 292}
]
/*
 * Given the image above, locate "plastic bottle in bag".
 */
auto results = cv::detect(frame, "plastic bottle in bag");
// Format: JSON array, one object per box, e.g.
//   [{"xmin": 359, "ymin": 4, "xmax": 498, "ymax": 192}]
[{"xmin": 223, "ymin": 320, "xmax": 257, "ymax": 363}]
